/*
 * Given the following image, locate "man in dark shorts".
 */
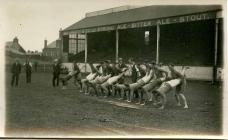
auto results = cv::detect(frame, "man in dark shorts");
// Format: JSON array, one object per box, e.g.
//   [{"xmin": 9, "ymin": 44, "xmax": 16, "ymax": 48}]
[
  {"xmin": 87, "ymin": 62, "xmax": 110, "ymax": 96},
  {"xmin": 115, "ymin": 58, "xmax": 145, "ymax": 101},
  {"xmin": 60, "ymin": 61, "xmax": 81, "ymax": 90},
  {"xmin": 114, "ymin": 58, "xmax": 128, "ymax": 98},
  {"xmin": 139, "ymin": 63, "xmax": 168, "ymax": 105},
  {"xmin": 81, "ymin": 63, "xmax": 98, "ymax": 94},
  {"xmin": 126, "ymin": 62, "xmax": 155, "ymax": 102},
  {"xmin": 100, "ymin": 62, "xmax": 128, "ymax": 98},
  {"xmin": 73, "ymin": 62, "xmax": 82, "ymax": 89},
  {"xmin": 153, "ymin": 64, "xmax": 189, "ymax": 109}
]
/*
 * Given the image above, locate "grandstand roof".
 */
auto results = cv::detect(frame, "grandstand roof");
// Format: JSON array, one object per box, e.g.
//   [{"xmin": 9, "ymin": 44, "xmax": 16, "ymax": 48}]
[{"xmin": 63, "ymin": 5, "xmax": 222, "ymax": 31}]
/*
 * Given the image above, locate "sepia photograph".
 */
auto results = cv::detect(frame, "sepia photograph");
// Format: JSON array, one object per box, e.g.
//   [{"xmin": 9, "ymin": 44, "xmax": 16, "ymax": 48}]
[{"xmin": 0, "ymin": 0, "xmax": 227, "ymax": 139}]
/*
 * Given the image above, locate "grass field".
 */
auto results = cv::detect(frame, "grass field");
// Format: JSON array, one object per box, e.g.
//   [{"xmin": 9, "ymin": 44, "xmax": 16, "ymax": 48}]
[{"xmin": 5, "ymin": 72, "xmax": 223, "ymax": 137}]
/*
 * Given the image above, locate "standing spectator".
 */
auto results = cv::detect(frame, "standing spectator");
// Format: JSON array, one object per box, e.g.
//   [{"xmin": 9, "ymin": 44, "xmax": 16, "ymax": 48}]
[
  {"xmin": 24, "ymin": 60, "xmax": 32, "ymax": 83},
  {"xmin": 52, "ymin": 59, "xmax": 61, "ymax": 87},
  {"xmin": 11, "ymin": 59, "xmax": 21, "ymax": 87},
  {"xmin": 34, "ymin": 61, "xmax": 38, "ymax": 72}
]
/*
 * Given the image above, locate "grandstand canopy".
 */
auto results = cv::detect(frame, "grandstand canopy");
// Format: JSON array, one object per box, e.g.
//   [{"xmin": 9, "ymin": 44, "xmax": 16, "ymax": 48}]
[{"xmin": 63, "ymin": 5, "xmax": 222, "ymax": 34}]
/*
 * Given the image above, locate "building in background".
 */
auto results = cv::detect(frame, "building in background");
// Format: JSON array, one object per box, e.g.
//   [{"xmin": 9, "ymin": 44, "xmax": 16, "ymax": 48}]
[
  {"xmin": 42, "ymin": 39, "xmax": 61, "ymax": 58},
  {"xmin": 5, "ymin": 37, "xmax": 26, "ymax": 55},
  {"xmin": 26, "ymin": 50, "xmax": 42, "ymax": 56}
]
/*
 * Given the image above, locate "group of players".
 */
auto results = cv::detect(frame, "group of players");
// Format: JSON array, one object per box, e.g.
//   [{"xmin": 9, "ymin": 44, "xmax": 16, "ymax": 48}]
[{"xmin": 60, "ymin": 58, "xmax": 189, "ymax": 109}]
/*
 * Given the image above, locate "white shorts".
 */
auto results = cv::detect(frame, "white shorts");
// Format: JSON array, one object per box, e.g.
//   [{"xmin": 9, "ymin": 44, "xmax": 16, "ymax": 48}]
[
  {"xmin": 107, "ymin": 75, "xmax": 120, "ymax": 85},
  {"xmin": 141, "ymin": 75, "xmax": 152, "ymax": 83},
  {"xmin": 98, "ymin": 75, "xmax": 110, "ymax": 83},
  {"xmin": 90, "ymin": 76, "xmax": 100, "ymax": 84},
  {"xmin": 86, "ymin": 73, "xmax": 97, "ymax": 81},
  {"xmin": 165, "ymin": 79, "xmax": 181, "ymax": 88}
]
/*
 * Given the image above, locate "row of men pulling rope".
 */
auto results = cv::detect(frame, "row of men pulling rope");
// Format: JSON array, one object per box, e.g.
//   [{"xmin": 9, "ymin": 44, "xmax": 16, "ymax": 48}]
[{"xmin": 60, "ymin": 58, "xmax": 189, "ymax": 109}]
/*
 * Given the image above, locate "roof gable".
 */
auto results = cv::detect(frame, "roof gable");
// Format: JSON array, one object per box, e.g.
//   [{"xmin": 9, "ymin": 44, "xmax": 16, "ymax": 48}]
[{"xmin": 5, "ymin": 41, "xmax": 26, "ymax": 53}]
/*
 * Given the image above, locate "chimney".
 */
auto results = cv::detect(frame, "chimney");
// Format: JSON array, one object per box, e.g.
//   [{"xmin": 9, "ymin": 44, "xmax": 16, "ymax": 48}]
[
  {"xmin": 13, "ymin": 37, "xmax": 19, "ymax": 44},
  {"xmin": 44, "ymin": 39, "xmax": 47, "ymax": 48},
  {"xmin": 59, "ymin": 28, "xmax": 62, "ymax": 39}
]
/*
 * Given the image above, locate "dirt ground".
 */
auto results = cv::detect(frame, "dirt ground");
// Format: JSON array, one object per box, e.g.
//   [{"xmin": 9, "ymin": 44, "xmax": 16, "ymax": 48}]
[{"xmin": 5, "ymin": 72, "xmax": 223, "ymax": 137}]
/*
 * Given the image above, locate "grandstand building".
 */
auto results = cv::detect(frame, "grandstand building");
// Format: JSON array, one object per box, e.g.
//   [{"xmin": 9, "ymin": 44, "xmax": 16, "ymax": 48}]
[{"xmin": 60, "ymin": 5, "xmax": 223, "ymax": 81}]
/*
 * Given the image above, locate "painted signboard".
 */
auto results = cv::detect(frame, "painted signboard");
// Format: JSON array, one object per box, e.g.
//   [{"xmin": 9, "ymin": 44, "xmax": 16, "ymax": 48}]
[{"xmin": 63, "ymin": 12, "xmax": 217, "ymax": 35}]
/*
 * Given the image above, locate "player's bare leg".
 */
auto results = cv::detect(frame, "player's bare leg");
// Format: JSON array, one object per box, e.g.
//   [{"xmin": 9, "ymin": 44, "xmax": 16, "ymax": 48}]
[
  {"xmin": 101, "ymin": 82, "xmax": 109, "ymax": 98},
  {"xmin": 179, "ymin": 93, "xmax": 189, "ymax": 109},
  {"xmin": 158, "ymin": 92, "xmax": 167, "ymax": 109},
  {"xmin": 175, "ymin": 93, "xmax": 181, "ymax": 106},
  {"xmin": 79, "ymin": 81, "xmax": 83, "ymax": 92}
]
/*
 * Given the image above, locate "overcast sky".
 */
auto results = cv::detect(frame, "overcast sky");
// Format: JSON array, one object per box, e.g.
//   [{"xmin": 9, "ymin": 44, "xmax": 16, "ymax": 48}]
[{"xmin": 0, "ymin": 0, "xmax": 225, "ymax": 52}]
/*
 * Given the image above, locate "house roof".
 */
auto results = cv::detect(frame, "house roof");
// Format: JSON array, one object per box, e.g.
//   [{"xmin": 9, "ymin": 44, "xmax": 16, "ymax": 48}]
[
  {"xmin": 63, "ymin": 5, "xmax": 222, "ymax": 31},
  {"xmin": 5, "ymin": 41, "xmax": 26, "ymax": 53},
  {"xmin": 5, "ymin": 41, "xmax": 13, "ymax": 47}
]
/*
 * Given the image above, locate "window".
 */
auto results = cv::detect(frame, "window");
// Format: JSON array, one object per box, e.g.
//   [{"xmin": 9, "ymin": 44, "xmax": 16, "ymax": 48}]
[
  {"xmin": 69, "ymin": 33, "xmax": 85, "ymax": 54},
  {"xmin": 78, "ymin": 39, "xmax": 85, "ymax": 53},
  {"xmin": 69, "ymin": 33, "xmax": 77, "ymax": 54},
  {"xmin": 145, "ymin": 31, "xmax": 150, "ymax": 45}
]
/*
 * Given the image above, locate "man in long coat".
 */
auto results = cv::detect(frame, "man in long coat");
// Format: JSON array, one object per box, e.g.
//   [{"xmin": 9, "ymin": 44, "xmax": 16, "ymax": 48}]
[{"xmin": 11, "ymin": 59, "xmax": 21, "ymax": 87}]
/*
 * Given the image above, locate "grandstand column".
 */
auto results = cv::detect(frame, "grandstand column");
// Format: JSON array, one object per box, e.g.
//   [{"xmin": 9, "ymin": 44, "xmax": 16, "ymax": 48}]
[
  {"xmin": 59, "ymin": 28, "xmax": 63, "ymax": 58},
  {"xmin": 62, "ymin": 35, "xmax": 69, "ymax": 62},
  {"xmin": 156, "ymin": 24, "xmax": 160, "ymax": 64},
  {"xmin": 213, "ymin": 18, "xmax": 219, "ymax": 84},
  {"xmin": 85, "ymin": 33, "xmax": 88, "ymax": 72},
  {"xmin": 115, "ymin": 29, "xmax": 119, "ymax": 63}
]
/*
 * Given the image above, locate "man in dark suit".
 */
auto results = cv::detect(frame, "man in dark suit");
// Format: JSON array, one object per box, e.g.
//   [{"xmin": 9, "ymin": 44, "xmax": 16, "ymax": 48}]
[
  {"xmin": 25, "ymin": 61, "xmax": 32, "ymax": 83},
  {"xmin": 34, "ymin": 61, "xmax": 38, "ymax": 72},
  {"xmin": 52, "ymin": 59, "xmax": 61, "ymax": 87},
  {"xmin": 11, "ymin": 59, "xmax": 21, "ymax": 87},
  {"xmin": 129, "ymin": 58, "xmax": 140, "ymax": 83}
]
